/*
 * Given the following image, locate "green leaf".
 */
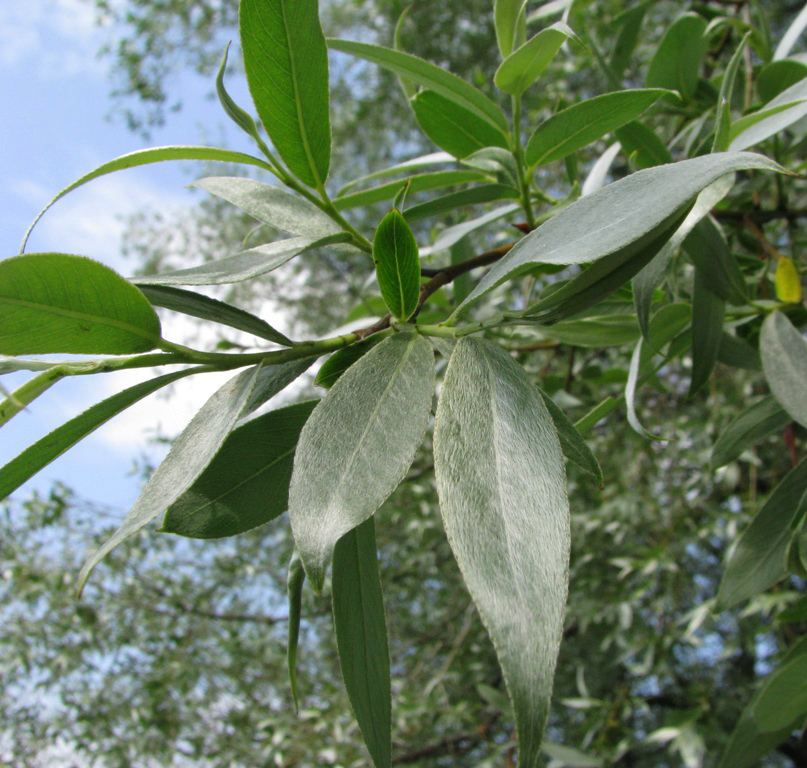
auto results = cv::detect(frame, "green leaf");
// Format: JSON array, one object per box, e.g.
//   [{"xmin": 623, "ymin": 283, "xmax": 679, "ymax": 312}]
[
  {"xmin": 718, "ymin": 332, "xmax": 761, "ymax": 371},
  {"xmin": 411, "ymin": 90, "xmax": 510, "ymax": 158},
  {"xmin": 461, "ymin": 147, "xmax": 521, "ymax": 187},
  {"xmin": 240, "ymin": 0, "xmax": 330, "ymax": 187},
  {"xmin": 757, "ymin": 59, "xmax": 807, "ymax": 103},
  {"xmin": 494, "ymin": 0, "xmax": 527, "ymax": 58},
  {"xmin": 0, "ymin": 367, "xmax": 67, "ymax": 427},
  {"xmin": 535, "ymin": 314, "xmax": 640, "ymax": 348},
  {"xmin": 689, "ymin": 271, "xmax": 725, "ymax": 396},
  {"xmin": 0, "ymin": 368, "xmax": 199, "ymax": 501},
  {"xmin": 138, "ymin": 284, "xmax": 293, "ymax": 346},
  {"xmin": 761, "ymin": 311, "xmax": 807, "ymax": 428},
  {"xmin": 332, "ymin": 517, "xmax": 391, "ymax": 768},
  {"xmin": 717, "ymin": 458, "xmax": 807, "ymax": 609},
  {"xmin": 608, "ymin": 2, "xmax": 649, "ymax": 82},
  {"xmin": 0, "ymin": 253, "xmax": 162, "ymax": 355},
  {"xmin": 327, "ymin": 38, "xmax": 509, "ymax": 133},
  {"xmin": 337, "ymin": 151, "xmax": 453, "ymax": 197},
  {"xmin": 525, "ymin": 89, "xmax": 669, "ymax": 168},
  {"xmin": 160, "ymin": 401, "xmax": 317, "ymax": 539},
  {"xmin": 712, "ymin": 34, "xmax": 751, "ymax": 153},
  {"xmin": 241, "ymin": 358, "xmax": 317, "ymax": 417},
  {"xmin": 449, "ymin": 238, "xmax": 475, "ymax": 307},
  {"xmin": 21, "ymin": 147, "xmax": 275, "ymax": 252},
  {"xmin": 774, "ymin": 3, "xmax": 807, "ymax": 60},
  {"xmin": 683, "ymin": 216, "xmax": 748, "ymax": 304},
  {"xmin": 216, "ymin": 42, "xmax": 261, "ymax": 141},
  {"xmin": 645, "ymin": 13, "xmax": 707, "ymax": 102},
  {"xmin": 132, "ymin": 233, "xmax": 351, "ymax": 286},
  {"xmin": 711, "ymin": 395, "xmax": 791, "ymax": 468},
  {"xmin": 78, "ymin": 364, "xmax": 265, "ymax": 592},
  {"xmin": 404, "ymin": 184, "xmax": 520, "ymax": 222},
  {"xmin": 730, "ymin": 75, "xmax": 807, "ymax": 150},
  {"xmin": 751, "ymin": 647, "xmax": 807, "ymax": 732},
  {"xmin": 373, "ymin": 210, "xmax": 421, "ymax": 322},
  {"xmin": 289, "ymin": 333, "xmax": 434, "ymax": 591},
  {"xmin": 192, "ymin": 177, "xmax": 341, "ymax": 238},
  {"xmin": 458, "ymin": 153, "xmax": 783, "ymax": 313},
  {"xmin": 495, "ymin": 22, "xmax": 578, "ymax": 96},
  {"xmin": 315, "ymin": 337, "xmax": 384, "ymax": 389},
  {"xmin": 287, "ymin": 550, "xmax": 305, "ymax": 712},
  {"xmin": 431, "ymin": 203, "xmax": 520, "ymax": 254},
  {"xmin": 433, "ymin": 337, "xmax": 569, "ymax": 768},
  {"xmin": 615, "ymin": 121, "xmax": 672, "ymax": 169}
]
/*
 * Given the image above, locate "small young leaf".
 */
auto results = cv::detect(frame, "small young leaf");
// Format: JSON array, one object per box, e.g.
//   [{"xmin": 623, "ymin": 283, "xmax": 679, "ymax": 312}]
[
  {"xmin": 315, "ymin": 337, "xmax": 384, "ymax": 389},
  {"xmin": 287, "ymin": 550, "xmax": 305, "ymax": 712},
  {"xmin": 433, "ymin": 337, "xmax": 569, "ymax": 768},
  {"xmin": 240, "ymin": 0, "xmax": 331, "ymax": 187},
  {"xmin": 411, "ymin": 90, "xmax": 510, "ymax": 158},
  {"xmin": 289, "ymin": 333, "xmax": 434, "ymax": 591},
  {"xmin": 216, "ymin": 42, "xmax": 261, "ymax": 141},
  {"xmin": 645, "ymin": 13, "xmax": 707, "ymax": 102},
  {"xmin": 711, "ymin": 395, "xmax": 790, "ymax": 468},
  {"xmin": 761, "ymin": 311, "xmax": 807, "ymax": 428},
  {"xmin": 332, "ymin": 517, "xmax": 391, "ymax": 768},
  {"xmin": 160, "ymin": 401, "xmax": 317, "ymax": 539},
  {"xmin": 712, "ymin": 34, "xmax": 751, "ymax": 153},
  {"xmin": 525, "ymin": 89, "xmax": 669, "ymax": 168},
  {"xmin": 0, "ymin": 253, "xmax": 162, "ymax": 355},
  {"xmin": 373, "ymin": 210, "xmax": 421, "ymax": 322},
  {"xmin": 775, "ymin": 256, "xmax": 803, "ymax": 303}
]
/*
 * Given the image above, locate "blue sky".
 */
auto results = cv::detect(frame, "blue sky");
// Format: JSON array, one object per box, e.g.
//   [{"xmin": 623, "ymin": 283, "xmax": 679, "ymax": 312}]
[{"xmin": 0, "ymin": 1, "xmax": 268, "ymax": 509}]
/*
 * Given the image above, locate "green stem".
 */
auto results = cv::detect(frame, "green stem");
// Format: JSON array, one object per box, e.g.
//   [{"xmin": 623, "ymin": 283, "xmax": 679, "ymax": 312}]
[
  {"xmin": 511, "ymin": 94, "xmax": 537, "ymax": 231},
  {"xmin": 316, "ymin": 185, "xmax": 373, "ymax": 253}
]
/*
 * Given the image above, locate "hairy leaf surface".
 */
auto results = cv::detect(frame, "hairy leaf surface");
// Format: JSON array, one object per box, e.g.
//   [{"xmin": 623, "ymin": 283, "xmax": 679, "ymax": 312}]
[{"xmin": 761, "ymin": 310, "xmax": 807, "ymax": 427}]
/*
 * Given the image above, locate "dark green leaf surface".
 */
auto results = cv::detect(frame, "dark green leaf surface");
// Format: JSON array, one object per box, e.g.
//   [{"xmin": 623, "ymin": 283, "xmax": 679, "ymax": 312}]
[
  {"xmin": 711, "ymin": 396, "xmax": 790, "ymax": 468},
  {"xmin": 289, "ymin": 333, "xmax": 434, "ymax": 591},
  {"xmin": 240, "ymin": 0, "xmax": 330, "ymax": 187},
  {"xmin": 689, "ymin": 271, "xmax": 725, "ymax": 396},
  {"xmin": 433, "ymin": 337, "xmax": 569, "ymax": 768},
  {"xmin": 751, "ymin": 647, "xmax": 807, "ymax": 732},
  {"xmin": 373, "ymin": 210, "xmax": 421, "ymax": 321},
  {"xmin": 332, "ymin": 517, "xmax": 391, "ymax": 768},
  {"xmin": 241, "ymin": 357, "xmax": 317, "ymax": 417},
  {"xmin": 411, "ymin": 90, "xmax": 510, "ymax": 158},
  {"xmin": 761, "ymin": 310, "xmax": 807, "ymax": 428},
  {"xmin": 0, "ymin": 253, "xmax": 162, "ymax": 355},
  {"xmin": 758, "ymin": 59, "xmax": 807, "ymax": 103},
  {"xmin": 525, "ymin": 90, "xmax": 668, "ymax": 168},
  {"xmin": 0, "ymin": 368, "xmax": 198, "ymax": 501},
  {"xmin": 609, "ymin": 3, "xmax": 648, "ymax": 81},
  {"xmin": 404, "ymin": 184, "xmax": 520, "ymax": 222},
  {"xmin": 161, "ymin": 401, "xmax": 317, "ymax": 539},
  {"xmin": 645, "ymin": 13, "xmax": 707, "ymax": 102},
  {"xmin": 138, "ymin": 284, "xmax": 293, "ymax": 346},
  {"xmin": 315, "ymin": 337, "xmax": 384, "ymax": 389},
  {"xmin": 683, "ymin": 216, "xmax": 748, "ymax": 303},
  {"xmin": 615, "ymin": 121, "xmax": 672, "ymax": 169},
  {"xmin": 537, "ymin": 314, "xmax": 639, "ymax": 348},
  {"xmin": 717, "ymin": 458, "xmax": 807, "ymax": 608},
  {"xmin": 712, "ymin": 34, "xmax": 750, "ymax": 152},
  {"xmin": 287, "ymin": 550, "xmax": 305, "ymax": 712}
]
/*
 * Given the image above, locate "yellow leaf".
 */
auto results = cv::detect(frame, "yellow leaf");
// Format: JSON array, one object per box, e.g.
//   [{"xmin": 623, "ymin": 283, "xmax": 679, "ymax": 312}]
[{"xmin": 775, "ymin": 257, "xmax": 803, "ymax": 303}]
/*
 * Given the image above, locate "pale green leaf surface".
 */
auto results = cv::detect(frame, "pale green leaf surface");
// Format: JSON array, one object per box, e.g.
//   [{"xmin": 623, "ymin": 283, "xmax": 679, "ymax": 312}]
[
  {"xmin": 337, "ymin": 152, "xmax": 453, "ymax": 197},
  {"xmin": 289, "ymin": 333, "xmax": 434, "ymax": 591},
  {"xmin": 78, "ymin": 364, "xmax": 264, "ymax": 592},
  {"xmin": 712, "ymin": 34, "xmax": 750, "ymax": 152},
  {"xmin": 730, "ymin": 75, "xmax": 807, "ymax": 150},
  {"xmin": 761, "ymin": 310, "xmax": 807, "ymax": 427},
  {"xmin": 332, "ymin": 517, "xmax": 391, "ymax": 768},
  {"xmin": 711, "ymin": 395, "xmax": 790, "ymax": 468},
  {"xmin": 192, "ymin": 177, "xmax": 341, "ymax": 238},
  {"xmin": 433, "ymin": 337, "xmax": 569, "ymax": 768},
  {"xmin": 240, "ymin": 0, "xmax": 330, "ymax": 187},
  {"xmin": 431, "ymin": 204, "xmax": 520, "ymax": 253},
  {"xmin": 373, "ymin": 210, "xmax": 420, "ymax": 321},
  {"xmin": 0, "ymin": 253, "xmax": 162, "ymax": 355},
  {"xmin": 241, "ymin": 357, "xmax": 316, "ymax": 417},
  {"xmin": 645, "ymin": 13, "xmax": 707, "ymax": 101},
  {"xmin": 774, "ymin": 3, "xmax": 807, "ymax": 60},
  {"xmin": 404, "ymin": 184, "xmax": 520, "ymax": 222},
  {"xmin": 494, "ymin": 0, "xmax": 527, "ymax": 58}
]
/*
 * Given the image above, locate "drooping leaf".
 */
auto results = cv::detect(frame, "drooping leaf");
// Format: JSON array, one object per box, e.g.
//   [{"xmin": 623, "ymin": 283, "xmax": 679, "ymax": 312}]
[
  {"xmin": 0, "ymin": 253, "xmax": 162, "ymax": 355},
  {"xmin": 458, "ymin": 153, "xmax": 782, "ymax": 313},
  {"xmin": 315, "ymin": 336, "xmax": 385, "ymax": 389},
  {"xmin": 718, "ymin": 331, "xmax": 761, "ymax": 371},
  {"xmin": 332, "ymin": 516, "xmax": 391, "ymax": 768},
  {"xmin": 717, "ymin": 458, "xmax": 807, "ymax": 609},
  {"xmin": 132, "ymin": 234, "xmax": 351, "ymax": 286},
  {"xmin": 20, "ymin": 147, "xmax": 275, "ymax": 252},
  {"xmin": 760, "ymin": 310, "xmax": 807, "ymax": 428},
  {"xmin": 287, "ymin": 550, "xmax": 305, "ymax": 712},
  {"xmin": 240, "ymin": 0, "xmax": 331, "ymax": 187},
  {"xmin": 373, "ymin": 210, "xmax": 421, "ymax": 322},
  {"xmin": 216, "ymin": 42, "xmax": 261, "ymax": 141},
  {"xmin": 327, "ymin": 38, "xmax": 509, "ymax": 133},
  {"xmin": 525, "ymin": 89, "xmax": 668, "ymax": 168},
  {"xmin": 78, "ymin": 364, "xmax": 265, "ymax": 592},
  {"xmin": 730, "ymin": 75, "xmax": 807, "ymax": 150},
  {"xmin": 411, "ymin": 90, "xmax": 510, "ymax": 158},
  {"xmin": 160, "ymin": 401, "xmax": 317, "ymax": 539},
  {"xmin": 192, "ymin": 177, "xmax": 341, "ymax": 238},
  {"xmin": 689, "ymin": 271, "xmax": 725, "ymax": 396},
  {"xmin": 494, "ymin": 0, "xmax": 527, "ymax": 58},
  {"xmin": 433, "ymin": 336, "xmax": 569, "ymax": 768},
  {"xmin": 494, "ymin": 22, "xmax": 579, "ymax": 96},
  {"xmin": 289, "ymin": 333, "xmax": 434, "ymax": 591},
  {"xmin": 711, "ymin": 395, "xmax": 791, "ymax": 468},
  {"xmin": 0, "ymin": 368, "xmax": 199, "ymax": 501},
  {"xmin": 645, "ymin": 13, "xmax": 707, "ymax": 102},
  {"xmin": 138, "ymin": 284, "xmax": 293, "ymax": 346}
]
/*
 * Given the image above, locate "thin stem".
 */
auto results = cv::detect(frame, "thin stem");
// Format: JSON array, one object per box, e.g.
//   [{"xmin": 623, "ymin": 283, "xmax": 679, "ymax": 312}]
[{"xmin": 510, "ymin": 94, "xmax": 537, "ymax": 231}]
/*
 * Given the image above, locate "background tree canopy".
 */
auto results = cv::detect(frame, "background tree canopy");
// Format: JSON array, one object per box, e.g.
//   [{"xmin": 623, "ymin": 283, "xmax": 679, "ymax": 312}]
[{"xmin": 2, "ymin": 1, "xmax": 807, "ymax": 767}]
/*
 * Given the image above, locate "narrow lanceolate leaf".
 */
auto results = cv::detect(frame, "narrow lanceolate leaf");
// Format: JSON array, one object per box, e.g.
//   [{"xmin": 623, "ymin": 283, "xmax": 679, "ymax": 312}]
[
  {"xmin": 683, "ymin": 215, "xmax": 748, "ymax": 304},
  {"xmin": 332, "ymin": 517, "xmax": 391, "ymax": 768},
  {"xmin": 717, "ymin": 458, "xmax": 807, "ymax": 609},
  {"xmin": 411, "ymin": 90, "xmax": 510, "ymax": 158},
  {"xmin": 21, "ymin": 147, "xmax": 275, "ymax": 252},
  {"xmin": 457, "ymin": 153, "xmax": 783, "ymax": 313},
  {"xmin": 327, "ymin": 38, "xmax": 509, "ymax": 133},
  {"xmin": 730, "ymin": 75, "xmax": 807, "ymax": 150},
  {"xmin": 761, "ymin": 311, "xmax": 807, "ymax": 428},
  {"xmin": 495, "ymin": 22, "xmax": 578, "ymax": 96},
  {"xmin": 404, "ymin": 184, "xmax": 520, "ymax": 222},
  {"xmin": 287, "ymin": 550, "xmax": 305, "ymax": 711},
  {"xmin": 132, "ymin": 234, "xmax": 351, "ymax": 286},
  {"xmin": 689, "ymin": 271, "xmax": 725, "ymax": 396},
  {"xmin": 431, "ymin": 203, "xmax": 520, "ymax": 253},
  {"xmin": 78, "ymin": 364, "xmax": 264, "ymax": 593},
  {"xmin": 750, "ymin": 645, "xmax": 807, "ymax": 732},
  {"xmin": 289, "ymin": 333, "xmax": 434, "ymax": 592},
  {"xmin": 645, "ymin": 13, "xmax": 707, "ymax": 102},
  {"xmin": 433, "ymin": 337, "xmax": 570, "ymax": 768},
  {"xmin": 712, "ymin": 33, "xmax": 750, "ymax": 152},
  {"xmin": 0, "ymin": 367, "xmax": 67, "ymax": 428},
  {"xmin": 0, "ymin": 368, "xmax": 199, "ymax": 501},
  {"xmin": 160, "ymin": 401, "xmax": 317, "ymax": 539},
  {"xmin": 609, "ymin": 2, "xmax": 649, "ymax": 81},
  {"xmin": 525, "ymin": 89, "xmax": 668, "ymax": 168},
  {"xmin": 494, "ymin": 0, "xmax": 527, "ymax": 58},
  {"xmin": 337, "ymin": 152, "xmax": 453, "ymax": 197},
  {"xmin": 192, "ymin": 177, "xmax": 341, "ymax": 238},
  {"xmin": 138, "ymin": 284, "xmax": 293, "ymax": 346},
  {"xmin": 373, "ymin": 210, "xmax": 420, "ymax": 321},
  {"xmin": 240, "ymin": 0, "xmax": 330, "ymax": 187},
  {"xmin": 216, "ymin": 42, "xmax": 261, "ymax": 141},
  {"xmin": 711, "ymin": 396, "xmax": 791, "ymax": 468},
  {"xmin": 0, "ymin": 253, "xmax": 161, "ymax": 355}
]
